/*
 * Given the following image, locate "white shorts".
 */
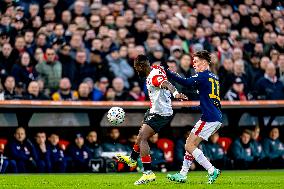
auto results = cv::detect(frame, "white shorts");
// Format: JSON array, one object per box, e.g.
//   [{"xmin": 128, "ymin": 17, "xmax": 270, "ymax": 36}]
[{"xmin": 191, "ymin": 120, "xmax": 222, "ymax": 141}]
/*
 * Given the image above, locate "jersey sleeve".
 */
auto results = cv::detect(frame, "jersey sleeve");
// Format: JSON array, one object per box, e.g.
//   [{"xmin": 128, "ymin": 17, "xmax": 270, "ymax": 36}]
[
  {"xmin": 150, "ymin": 67, "xmax": 168, "ymax": 88},
  {"xmin": 166, "ymin": 69, "xmax": 199, "ymax": 86}
]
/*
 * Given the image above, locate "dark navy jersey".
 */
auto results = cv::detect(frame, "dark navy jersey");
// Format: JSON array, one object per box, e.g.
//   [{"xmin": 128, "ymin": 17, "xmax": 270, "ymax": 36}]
[{"xmin": 167, "ymin": 69, "xmax": 222, "ymax": 122}]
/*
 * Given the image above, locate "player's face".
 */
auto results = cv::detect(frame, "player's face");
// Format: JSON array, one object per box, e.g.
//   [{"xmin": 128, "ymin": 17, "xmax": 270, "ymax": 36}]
[{"xmin": 192, "ymin": 57, "xmax": 207, "ymax": 72}]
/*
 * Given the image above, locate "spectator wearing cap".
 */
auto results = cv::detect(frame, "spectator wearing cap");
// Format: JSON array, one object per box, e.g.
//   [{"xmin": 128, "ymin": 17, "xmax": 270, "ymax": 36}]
[
  {"xmin": 36, "ymin": 48, "xmax": 62, "ymax": 92},
  {"xmin": 92, "ymin": 77, "xmax": 109, "ymax": 101},
  {"xmin": 107, "ymin": 47, "xmax": 134, "ymax": 89},
  {"xmin": 11, "ymin": 52, "xmax": 38, "ymax": 87},
  {"xmin": 224, "ymin": 77, "xmax": 248, "ymax": 101},
  {"xmin": 52, "ymin": 77, "xmax": 78, "ymax": 101},
  {"xmin": 254, "ymin": 63, "xmax": 284, "ymax": 100},
  {"xmin": 24, "ymin": 81, "xmax": 50, "ymax": 100},
  {"xmin": 0, "ymin": 42, "xmax": 16, "ymax": 77},
  {"xmin": 78, "ymin": 82, "xmax": 91, "ymax": 101},
  {"xmin": 67, "ymin": 133, "xmax": 90, "ymax": 172},
  {"xmin": 127, "ymin": 82, "xmax": 145, "ymax": 101},
  {"xmin": 90, "ymin": 50, "xmax": 114, "ymax": 82}
]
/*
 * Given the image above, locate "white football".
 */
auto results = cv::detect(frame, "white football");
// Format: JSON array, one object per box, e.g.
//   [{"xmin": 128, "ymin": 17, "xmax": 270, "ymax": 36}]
[{"xmin": 107, "ymin": 107, "xmax": 125, "ymax": 126}]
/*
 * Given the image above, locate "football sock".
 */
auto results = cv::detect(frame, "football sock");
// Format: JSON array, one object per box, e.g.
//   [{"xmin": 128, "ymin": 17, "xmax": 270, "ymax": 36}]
[
  {"xmin": 180, "ymin": 152, "xmax": 194, "ymax": 177},
  {"xmin": 130, "ymin": 144, "xmax": 140, "ymax": 161},
  {"xmin": 192, "ymin": 148, "xmax": 214, "ymax": 174},
  {"xmin": 141, "ymin": 155, "xmax": 152, "ymax": 171}
]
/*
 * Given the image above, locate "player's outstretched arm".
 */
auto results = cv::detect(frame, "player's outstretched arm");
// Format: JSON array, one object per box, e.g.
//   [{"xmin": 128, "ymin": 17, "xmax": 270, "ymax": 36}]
[
  {"xmin": 166, "ymin": 69, "xmax": 197, "ymax": 87},
  {"xmin": 161, "ymin": 80, "xmax": 188, "ymax": 100}
]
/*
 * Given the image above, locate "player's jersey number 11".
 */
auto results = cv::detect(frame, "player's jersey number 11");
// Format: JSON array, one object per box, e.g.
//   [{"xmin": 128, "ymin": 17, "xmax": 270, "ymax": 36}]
[{"xmin": 208, "ymin": 78, "xmax": 220, "ymax": 101}]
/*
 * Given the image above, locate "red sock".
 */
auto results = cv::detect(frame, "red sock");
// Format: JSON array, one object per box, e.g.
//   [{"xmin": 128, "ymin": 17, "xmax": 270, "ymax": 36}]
[{"xmin": 141, "ymin": 155, "xmax": 152, "ymax": 171}]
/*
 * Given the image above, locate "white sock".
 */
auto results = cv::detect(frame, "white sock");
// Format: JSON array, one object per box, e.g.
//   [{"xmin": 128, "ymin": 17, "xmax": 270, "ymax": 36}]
[
  {"xmin": 180, "ymin": 152, "xmax": 194, "ymax": 176},
  {"xmin": 192, "ymin": 148, "xmax": 214, "ymax": 174}
]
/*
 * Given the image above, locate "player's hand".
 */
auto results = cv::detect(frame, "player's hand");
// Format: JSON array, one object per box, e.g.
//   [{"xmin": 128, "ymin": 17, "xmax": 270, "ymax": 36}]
[{"xmin": 174, "ymin": 93, "xmax": 188, "ymax": 101}]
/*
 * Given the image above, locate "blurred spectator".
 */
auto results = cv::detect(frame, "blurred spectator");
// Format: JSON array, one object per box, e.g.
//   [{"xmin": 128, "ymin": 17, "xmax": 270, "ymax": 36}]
[
  {"xmin": 90, "ymin": 50, "xmax": 114, "ymax": 81},
  {"xmin": 102, "ymin": 128, "xmax": 126, "ymax": 152},
  {"xmin": 52, "ymin": 78, "xmax": 78, "ymax": 101},
  {"xmin": 204, "ymin": 132, "xmax": 230, "ymax": 169},
  {"xmin": 251, "ymin": 126, "xmax": 266, "ymax": 164},
  {"xmin": 106, "ymin": 77, "xmax": 128, "ymax": 101},
  {"xmin": 224, "ymin": 77, "xmax": 248, "ymax": 101},
  {"xmin": 3, "ymin": 76, "xmax": 17, "ymax": 100},
  {"xmin": 85, "ymin": 131, "xmax": 103, "ymax": 159},
  {"xmin": 5, "ymin": 127, "xmax": 38, "ymax": 173},
  {"xmin": 74, "ymin": 49, "xmax": 96, "ymax": 87},
  {"xmin": 11, "ymin": 52, "xmax": 37, "ymax": 87},
  {"xmin": 107, "ymin": 47, "xmax": 134, "ymax": 89},
  {"xmin": 230, "ymin": 129, "xmax": 258, "ymax": 169},
  {"xmin": 127, "ymin": 81, "xmax": 145, "ymax": 101},
  {"xmin": 35, "ymin": 48, "xmax": 62, "ymax": 92},
  {"xmin": 34, "ymin": 132, "xmax": 51, "ymax": 173},
  {"xmin": 149, "ymin": 134, "xmax": 166, "ymax": 171},
  {"xmin": 0, "ymin": 42, "xmax": 16, "ymax": 77},
  {"xmin": 34, "ymin": 48, "xmax": 44, "ymax": 64},
  {"xmin": 67, "ymin": 133, "xmax": 90, "ymax": 172},
  {"xmin": 254, "ymin": 63, "xmax": 284, "ymax": 100},
  {"xmin": 58, "ymin": 44, "xmax": 76, "ymax": 83},
  {"xmin": 78, "ymin": 82, "xmax": 91, "ymax": 101},
  {"xmin": 48, "ymin": 133, "xmax": 67, "ymax": 173},
  {"xmin": 276, "ymin": 54, "xmax": 284, "ymax": 85},
  {"xmin": 24, "ymin": 81, "xmax": 49, "ymax": 100},
  {"xmin": 219, "ymin": 58, "xmax": 234, "ymax": 98},
  {"xmin": 262, "ymin": 128, "xmax": 284, "ymax": 168},
  {"xmin": 92, "ymin": 77, "xmax": 109, "ymax": 101}
]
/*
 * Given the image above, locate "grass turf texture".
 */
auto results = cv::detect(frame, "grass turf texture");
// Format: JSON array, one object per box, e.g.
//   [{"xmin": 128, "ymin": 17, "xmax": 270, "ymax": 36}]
[{"xmin": 0, "ymin": 170, "xmax": 283, "ymax": 189}]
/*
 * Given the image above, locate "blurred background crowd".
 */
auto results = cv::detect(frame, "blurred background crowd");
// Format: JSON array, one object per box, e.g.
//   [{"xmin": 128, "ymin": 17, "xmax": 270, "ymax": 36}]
[
  {"xmin": 0, "ymin": 126, "xmax": 283, "ymax": 173},
  {"xmin": 0, "ymin": 0, "xmax": 283, "ymax": 101}
]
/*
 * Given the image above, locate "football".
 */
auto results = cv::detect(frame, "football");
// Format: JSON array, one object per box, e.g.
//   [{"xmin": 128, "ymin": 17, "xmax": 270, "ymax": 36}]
[{"xmin": 107, "ymin": 107, "xmax": 125, "ymax": 126}]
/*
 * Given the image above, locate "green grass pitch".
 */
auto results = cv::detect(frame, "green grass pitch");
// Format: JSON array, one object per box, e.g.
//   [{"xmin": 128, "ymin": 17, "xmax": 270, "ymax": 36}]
[{"xmin": 0, "ymin": 170, "xmax": 283, "ymax": 189}]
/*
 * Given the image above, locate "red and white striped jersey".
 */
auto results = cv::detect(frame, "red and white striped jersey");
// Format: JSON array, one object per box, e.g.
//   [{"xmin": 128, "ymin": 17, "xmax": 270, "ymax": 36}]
[{"xmin": 146, "ymin": 65, "xmax": 173, "ymax": 116}]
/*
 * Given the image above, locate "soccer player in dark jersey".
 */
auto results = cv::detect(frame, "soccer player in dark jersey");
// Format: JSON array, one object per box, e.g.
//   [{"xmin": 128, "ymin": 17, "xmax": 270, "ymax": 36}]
[{"xmin": 166, "ymin": 50, "xmax": 222, "ymax": 184}]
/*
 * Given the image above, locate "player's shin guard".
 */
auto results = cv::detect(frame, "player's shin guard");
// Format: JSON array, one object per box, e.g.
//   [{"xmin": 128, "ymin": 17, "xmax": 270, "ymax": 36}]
[
  {"xmin": 192, "ymin": 148, "xmax": 214, "ymax": 174},
  {"xmin": 130, "ymin": 144, "xmax": 140, "ymax": 161},
  {"xmin": 180, "ymin": 152, "xmax": 194, "ymax": 176},
  {"xmin": 141, "ymin": 155, "xmax": 152, "ymax": 171}
]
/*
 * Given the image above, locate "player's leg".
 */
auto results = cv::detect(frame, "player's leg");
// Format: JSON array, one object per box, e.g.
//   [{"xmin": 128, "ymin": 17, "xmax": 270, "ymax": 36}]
[
  {"xmin": 186, "ymin": 121, "xmax": 222, "ymax": 184},
  {"xmin": 167, "ymin": 151, "xmax": 194, "ymax": 182},
  {"xmin": 116, "ymin": 125, "xmax": 143, "ymax": 167},
  {"xmin": 134, "ymin": 124, "xmax": 156, "ymax": 185}
]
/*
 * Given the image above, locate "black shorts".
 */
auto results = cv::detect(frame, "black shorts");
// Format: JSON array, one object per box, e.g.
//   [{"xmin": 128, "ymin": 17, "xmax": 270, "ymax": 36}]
[{"xmin": 143, "ymin": 109, "xmax": 173, "ymax": 133}]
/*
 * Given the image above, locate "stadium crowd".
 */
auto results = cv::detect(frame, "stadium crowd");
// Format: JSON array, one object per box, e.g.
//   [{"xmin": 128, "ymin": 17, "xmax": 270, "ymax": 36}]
[
  {"xmin": 0, "ymin": 0, "xmax": 283, "ymax": 101},
  {"xmin": 0, "ymin": 126, "xmax": 283, "ymax": 173}
]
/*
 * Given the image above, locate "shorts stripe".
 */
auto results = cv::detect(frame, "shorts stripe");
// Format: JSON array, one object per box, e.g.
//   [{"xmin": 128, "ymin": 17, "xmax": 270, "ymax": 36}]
[{"xmin": 195, "ymin": 121, "xmax": 206, "ymax": 135}]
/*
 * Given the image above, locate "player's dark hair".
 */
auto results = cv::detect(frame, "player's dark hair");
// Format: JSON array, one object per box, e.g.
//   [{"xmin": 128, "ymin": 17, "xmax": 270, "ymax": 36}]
[
  {"xmin": 134, "ymin": 54, "xmax": 149, "ymax": 66},
  {"xmin": 193, "ymin": 50, "xmax": 211, "ymax": 64}
]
